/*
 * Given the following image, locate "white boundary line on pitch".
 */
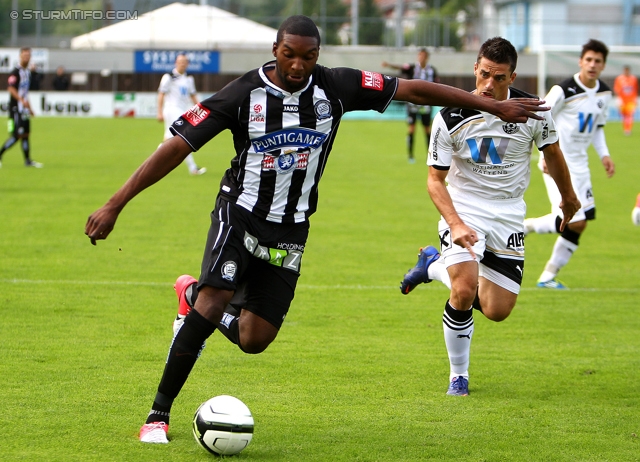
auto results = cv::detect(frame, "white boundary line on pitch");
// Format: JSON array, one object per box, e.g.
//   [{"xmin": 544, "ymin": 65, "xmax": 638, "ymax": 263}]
[{"xmin": 0, "ymin": 279, "xmax": 638, "ymax": 293}]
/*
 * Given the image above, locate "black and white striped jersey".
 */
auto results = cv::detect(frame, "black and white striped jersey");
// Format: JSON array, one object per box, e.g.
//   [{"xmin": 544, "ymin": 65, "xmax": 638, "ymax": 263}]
[
  {"xmin": 171, "ymin": 62, "xmax": 398, "ymax": 223},
  {"xmin": 428, "ymin": 87, "xmax": 558, "ymax": 200}
]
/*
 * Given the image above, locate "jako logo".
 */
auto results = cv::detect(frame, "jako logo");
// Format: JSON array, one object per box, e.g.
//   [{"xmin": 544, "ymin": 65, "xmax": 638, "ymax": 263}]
[{"xmin": 466, "ymin": 138, "xmax": 510, "ymax": 164}]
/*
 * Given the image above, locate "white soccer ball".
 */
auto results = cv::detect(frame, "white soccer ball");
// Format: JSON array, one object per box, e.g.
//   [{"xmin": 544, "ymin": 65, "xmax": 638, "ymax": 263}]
[
  {"xmin": 632, "ymin": 207, "xmax": 640, "ymax": 226},
  {"xmin": 192, "ymin": 395, "xmax": 254, "ymax": 456}
]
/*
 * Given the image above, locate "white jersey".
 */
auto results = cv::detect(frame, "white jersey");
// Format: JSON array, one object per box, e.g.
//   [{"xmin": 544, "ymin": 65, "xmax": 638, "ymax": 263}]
[
  {"xmin": 428, "ymin": 88, "xmax": 558, "ymax": 201},
  {"xmin": 543, "ymin": 73, "xmax": 612, "ymax": 177},
  {"xmin": 158, "ymin": 69, "xmax": 197, "ymax": 112}
]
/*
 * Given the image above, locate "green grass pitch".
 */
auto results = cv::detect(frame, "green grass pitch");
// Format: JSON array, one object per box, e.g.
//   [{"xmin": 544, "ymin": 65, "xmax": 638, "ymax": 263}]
[{"xmin": 0, "ymin": 116, "xmax": 639, "ymax": 461}]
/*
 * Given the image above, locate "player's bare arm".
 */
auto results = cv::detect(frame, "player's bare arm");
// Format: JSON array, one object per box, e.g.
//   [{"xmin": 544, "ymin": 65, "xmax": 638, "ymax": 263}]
[
  {"xmin": 427, "ymin": 166, "xmax": 478, "ymax": 258},
  {"xmin": 156, "ymin": 92, "xmax": 165, "ymax": 121},
  {"xmin": 394, "ymin": 79, "xmax": 549, "ymax": 123},
  {"xmin": 85, "ymin": 136, "xmax": 192, "ymax": 245},
  {"xmin": 541, "ymin": 141, "xmax": 582, "ymax": 230}
]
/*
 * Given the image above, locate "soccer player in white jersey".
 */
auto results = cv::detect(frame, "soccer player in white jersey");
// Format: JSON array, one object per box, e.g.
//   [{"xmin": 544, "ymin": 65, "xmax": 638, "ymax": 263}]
[
  {"xmin": 85, "ymin": 15, "xmax": 550, "ymax": 444},
  {"xmin": 399, "ymin": 37, "xmax": 581, "ymax": 396},
  {"xmin": 524, "ymin": 39, "xmax": 615, "ymax": 289},
  {"xmin": 157, "ymin": 54, "xmax": 206, "ymax": 175}
]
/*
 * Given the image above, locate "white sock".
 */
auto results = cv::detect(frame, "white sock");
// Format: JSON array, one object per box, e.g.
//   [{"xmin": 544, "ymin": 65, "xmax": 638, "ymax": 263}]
[
  {"xmin": 184, "ymin": 153, "xmax": 198, "ymax": 172},
  {"xmin": 442, "ymin": 301, "xmax": 473, "ymax": 381},
  {"xmin": 427, "ymin": 258, "xmax": 451, "ymax": 289},
  {"xmin": 538, "ymin": 236, "xmax": 578, "ymax": 282},
  {"xmin": 525, "ymin": 213, "xmax": 558, "ymax": 234}
]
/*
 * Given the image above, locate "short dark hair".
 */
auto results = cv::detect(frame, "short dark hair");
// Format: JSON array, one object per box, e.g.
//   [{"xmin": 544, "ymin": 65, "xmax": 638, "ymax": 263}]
[
  {"xmin": 477, "ymin": 37, "xmax": 518, "ymax": 73},
  {"xmin": 581, "ymin": 39, "xmax": 609, "ymax": 62},
  {"xmin": 19, "ymin": 47, "xmax": 31, "ymax": 53},
  {"xmin": 276, "ymin": 15, "xmax": 321, "ymax": 46}
]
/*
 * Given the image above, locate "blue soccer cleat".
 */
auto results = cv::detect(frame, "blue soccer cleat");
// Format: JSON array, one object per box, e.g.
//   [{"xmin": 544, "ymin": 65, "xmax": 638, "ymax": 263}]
[
  {"xmin": 400, "ymin": 245, "xmax": 440, "ymax": 295},
  {"xmin": 446, "ymin": 376, "xmax": 469, "ymax": 396},
  {"xmin": 536, "ymin": 278, "xmax": 568, "ymax": 289}
]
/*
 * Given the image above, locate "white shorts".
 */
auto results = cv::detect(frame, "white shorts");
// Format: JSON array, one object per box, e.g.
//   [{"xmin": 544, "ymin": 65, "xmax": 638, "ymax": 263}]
[
  {"xmin": 438, "ymin": 195, "xmax": 526, "ymax": 294},
  {"xmin": 542, "ymin": 171, "xmax": 594, "ymax": 223},
  {"xmin": 163, "ymin": 107, "xmax": 185, "ymax": 140}
]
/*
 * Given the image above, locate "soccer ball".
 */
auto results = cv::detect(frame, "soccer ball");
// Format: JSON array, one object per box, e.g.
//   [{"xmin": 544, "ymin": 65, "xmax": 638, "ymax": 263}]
[
  {"xmin": 192, "ymin": 395, "xmax": 254, "ymax": 456},
  {"xmin": 632, "ymin": 207, "xmax": 640, "ymax": 226}
]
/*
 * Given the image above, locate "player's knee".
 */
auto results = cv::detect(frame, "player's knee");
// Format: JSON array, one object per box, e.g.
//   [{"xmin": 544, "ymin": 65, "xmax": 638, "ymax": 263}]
[
  {"xmin": 239, "ymin": 336, "xmax": 273, "ymax": 354},
  {"xmin": 483, "ymin": 308, "xmax": 511, "ymax": 322}
]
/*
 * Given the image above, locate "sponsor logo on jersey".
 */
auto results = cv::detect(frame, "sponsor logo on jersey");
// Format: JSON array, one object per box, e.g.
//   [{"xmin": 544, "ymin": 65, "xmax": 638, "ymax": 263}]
[
  {"xmin": 431, "ymin": 127, "xmax": 441, "ymax": 161},
  {"xmin": 568, "ymin": 87, "xmax": 577, "ymax": 94},
  {"xmin": 578, "ymin": 112, "xmax": 595, "ymax": 133},
  {"xmin": 597, "ymin": 99, "xmax": 603, "ymax": 108},
  {"xmin": 502, "ymin": 123, "xmax": 519, "ymax": 134},
  {"xmin": 314, "ymin": 99, "xmax": 332, "ymax": 120},
  {"xmin": 506, "ymin": 232, "xmax": 525, "ymax": 251},
  {"xmin": 174, "ymin": 119, "xmax": 183, "ymax": 126},
  {"xmin": 283, "ymin": 105, "xmax": 299, "ymax": 112},
  {"xmin": 183, "ymin": 103, "xmax": 210, "ymax": 126},
  {"xmin": 450, "ymin": 109, "xmax": 464, "ymax": 119},
  {"xmin": 243, "ymin": 231, "xmax": 303, "ymax": 273},
  {"xmin": 250, "ymin": 103, "xmax": 266, "ymax": 122},
  {"xmin": 262, "ymin": 150, "xmax": 310, "ymax": 174},
  {"xmin": 466, "ymin": 138, "xmax": 510, "ymax": 164},
  {"xmin": 251, "ymin": 127, "xmax": 328, "ymax": 153},
  {"xmin": 361, "ymin": 71, "xmax": 384, "ymax": 91},
  {"xmin": 221, "ymin": 261, "xmax": 237, "ymax": 281},
  {"xmin": 542, "ymin": 122, "xmax": 549, "ymax": 140}
]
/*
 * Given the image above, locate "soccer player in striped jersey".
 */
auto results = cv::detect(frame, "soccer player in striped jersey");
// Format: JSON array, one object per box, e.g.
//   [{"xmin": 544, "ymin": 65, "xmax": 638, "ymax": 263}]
[
  {"xmin": 85, "ymin": 16, "xmax": 551, "ymax": 443},
  {"xmin": 524, "ymin": 39, "xmax": 615, "ymax": 289},
  {"xmin": 399, "ymin": 37, "xmax": 581, "ymax": 396}
]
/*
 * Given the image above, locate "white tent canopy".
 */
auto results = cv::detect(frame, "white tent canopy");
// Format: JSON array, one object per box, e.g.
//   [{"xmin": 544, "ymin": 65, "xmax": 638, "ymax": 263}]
[{"xmin": 71, "ymin": 3, "xmax": 278, "ymax": 50}]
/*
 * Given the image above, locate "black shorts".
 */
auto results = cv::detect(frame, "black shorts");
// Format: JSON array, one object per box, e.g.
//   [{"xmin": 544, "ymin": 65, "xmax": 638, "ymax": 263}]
[
  {"xmin": 406, "ymin": 106, "xmax": 432, "ymax": 127},
  {"xmin": 198, "ymin": 196, "xmax": 309, "ymax": 329},
  {"xmin": 8, "ymin": 109, "xmax": 30, "ymax": 137}
]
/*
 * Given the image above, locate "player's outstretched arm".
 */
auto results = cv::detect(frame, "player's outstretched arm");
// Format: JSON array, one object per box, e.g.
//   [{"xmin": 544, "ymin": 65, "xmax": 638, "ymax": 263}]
[
  {"xmin": 85, "ymin": 136, "xmax": 192, "ymax": 245},
  {"xmin": 394, "ymin": 79, "xmax": 549, "ymax": 123},
  {"xmin": 541, "ymin": 142, "xmax": 581, "ymax": 231}
]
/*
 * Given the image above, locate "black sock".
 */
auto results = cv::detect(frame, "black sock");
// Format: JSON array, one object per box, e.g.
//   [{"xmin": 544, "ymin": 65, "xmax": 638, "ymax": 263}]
[
  {"xmin": 425, "ymin": 133, "xmax": 430, "ymax": 153},
  {"xmin": 218, "ymin": 306, "xmax": 242, "ymax": 348},
  {"xmin": 0, "ymin": 136, "xmax": 17, "ymax": 157},
  {"xmin": 21, "ymin": 138, "xmax": 30, "ymax": 163},
  {"xmin": 148, "ymin": 309, "xmax": 216, "ymax": 423},
  {"xmin": 407, "ymin": 133, "xmax": 414, "ymax": 158}
]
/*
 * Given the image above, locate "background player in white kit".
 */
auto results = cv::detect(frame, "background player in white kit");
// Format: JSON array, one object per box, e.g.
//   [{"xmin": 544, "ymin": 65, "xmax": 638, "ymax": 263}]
[
  {"xmin": 399, "ymin": 37, "xmax": 581, "ymax": 396},
  {"xmin": 524, "ymin": 39, "xmax": 614, "ymax": 289},
  {"xmin": 157, "ymin": 54, "xmax": 206, "ymax": 175}
]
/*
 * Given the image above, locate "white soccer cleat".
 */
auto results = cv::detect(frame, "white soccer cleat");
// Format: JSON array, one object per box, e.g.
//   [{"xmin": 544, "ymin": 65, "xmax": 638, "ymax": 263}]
[
  {"xmin": 190, "ymin": 167, "xmax": 207, "ymax": 175},
  {"xmin": 25, "ymin": 160, "xmax": 43, "ymax": 168},
  {"xmin": 139, "ymin": 422, "xmax": 169, "ymax": 443}
]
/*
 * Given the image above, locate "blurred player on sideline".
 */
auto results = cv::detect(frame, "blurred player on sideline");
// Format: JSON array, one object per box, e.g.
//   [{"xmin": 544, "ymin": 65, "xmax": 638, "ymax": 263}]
[
  {"xmin": 399, "ymin": 37, "xmax": 580, "ymax": 396},
  {"xmin": 0, "ymin": 47, "xmax": 43, "ymax": 168},
  {"xmin": 157, "ymin": 54, "xmax": 206, "ymax": 175},
  {"xmin": 613, "ymin": 65, "xmax": 638, "ymax": 136},
  {"xmin": 85, "ymin": 16, "xmax": 550, "ymax": 444},
  {"xmin": 524, "ymin": 39, "xmax": 614, "ymax": 289},
  {"xmin": 382, "ymin": 48, "xmax": 439, "ymax": 163}
]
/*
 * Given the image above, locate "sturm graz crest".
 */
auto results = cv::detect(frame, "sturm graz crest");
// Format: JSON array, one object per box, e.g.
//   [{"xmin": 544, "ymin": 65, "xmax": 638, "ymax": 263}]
[
  {"xmin": 503, "ymin": 123, "xmax": 519, "ymax": 134},
  {"xmin": 274, "ymin": 152, "xmax": 297, "ymax": 174},
  {"xmin": 314, "ymin": 99, "xmax": 331, "ymax": 120}
]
